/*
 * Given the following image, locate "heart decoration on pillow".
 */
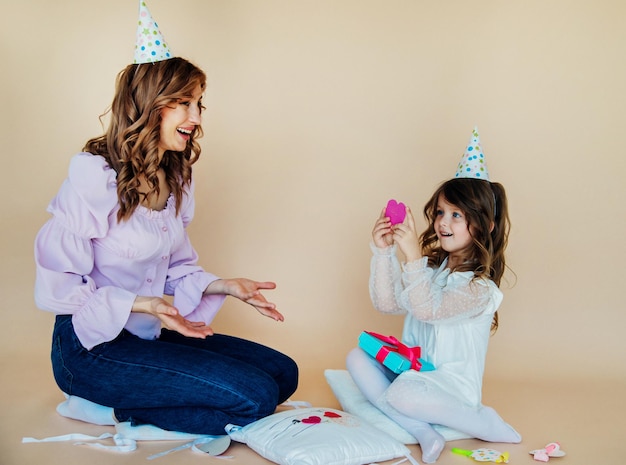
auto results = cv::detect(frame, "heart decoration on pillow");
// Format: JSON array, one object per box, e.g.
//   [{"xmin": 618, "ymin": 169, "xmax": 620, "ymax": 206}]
[
  {"xmin": 385, "ymin": 199, "xmax": 406, "ymax": 225},
  {"xmin": 302, "ymin": 416, "xmax": 322, "ymax": 424},
  {"xmin": 294, "ymin": 412, "xmax": 342, "ymax": 437}
]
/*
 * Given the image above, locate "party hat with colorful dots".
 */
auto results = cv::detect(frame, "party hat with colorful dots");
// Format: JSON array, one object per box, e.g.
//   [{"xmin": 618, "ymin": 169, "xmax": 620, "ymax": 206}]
[
  {"xmin": 134, "ymin": 1, "xmax": 172, "ymax": 64},
  {"xmin": 454, "ymin": 127, "xmax": 490, "ymax": 180}
]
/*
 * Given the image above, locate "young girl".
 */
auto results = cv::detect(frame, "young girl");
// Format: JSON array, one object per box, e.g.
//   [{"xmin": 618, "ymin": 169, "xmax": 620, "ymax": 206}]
[
  {"xmin": 34, "ymin": 2, "xmax": 298, "ymax": 435},
  {"xmin": 346, "ymin": 133, "xmax": 521, "ymax": 463}
]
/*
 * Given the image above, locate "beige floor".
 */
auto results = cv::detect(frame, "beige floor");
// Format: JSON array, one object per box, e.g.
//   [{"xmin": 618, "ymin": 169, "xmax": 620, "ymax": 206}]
[{"xmin": 3, "ymin": 347, "xmax": 624, "ymax": 465}]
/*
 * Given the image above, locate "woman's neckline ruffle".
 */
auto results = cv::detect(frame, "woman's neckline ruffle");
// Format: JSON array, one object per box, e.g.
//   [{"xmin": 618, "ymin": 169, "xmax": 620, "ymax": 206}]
[{"xmin": 135, "ymin": 193, "xmax": 175, "ymax": 219}]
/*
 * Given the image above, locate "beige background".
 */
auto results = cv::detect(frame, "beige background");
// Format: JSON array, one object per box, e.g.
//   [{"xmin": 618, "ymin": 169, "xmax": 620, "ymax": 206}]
[{"xmin": 1, "ymin": 1, "xmax": 625, "ymax": 464}]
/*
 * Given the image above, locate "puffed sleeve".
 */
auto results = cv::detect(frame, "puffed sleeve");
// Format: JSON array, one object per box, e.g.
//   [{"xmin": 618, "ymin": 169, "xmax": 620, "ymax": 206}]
[
  {"xmin": 34, "ymin": 153, "xmax": 137, "ymax": 350},
  {"xmin": 164, "ymin": 178, "xmax": 226, "ymax": 324},
  {"xmin": 399, "ymin": 258, "xmax": 501, "ymax": 323},
  {"xmin": 369, "ymin": 242, "xmax": 408, "ymax": 315}
]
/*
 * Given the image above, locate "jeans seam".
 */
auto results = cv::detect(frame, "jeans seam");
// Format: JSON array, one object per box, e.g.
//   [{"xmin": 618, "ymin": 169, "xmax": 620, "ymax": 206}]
[{"xmin": 53, "ymin": 334, "xmax": 74, "ymax": 393}]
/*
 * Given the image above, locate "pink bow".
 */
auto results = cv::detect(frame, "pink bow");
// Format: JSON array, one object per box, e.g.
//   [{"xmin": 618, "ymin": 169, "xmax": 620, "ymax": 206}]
[{"xmin": 366, "ymin": 332, "xmax": 423, "ymax": 371}]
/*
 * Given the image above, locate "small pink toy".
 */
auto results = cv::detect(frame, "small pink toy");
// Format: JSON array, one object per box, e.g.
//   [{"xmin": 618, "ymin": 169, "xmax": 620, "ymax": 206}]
[
  {"xmin": 385, "ymin": 199, "xmax": 406, "ymax": 225},
  {"xmin": 451, "ymin": 447, "xmax": 509, "ymax": 463},
  {"xmin": 529, "ymin": 442, "xmax": 566, "ymax": 462}
]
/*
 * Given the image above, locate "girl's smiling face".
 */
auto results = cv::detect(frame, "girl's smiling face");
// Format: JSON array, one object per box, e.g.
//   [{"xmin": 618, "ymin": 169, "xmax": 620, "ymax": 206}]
[
  {"xmin": 158, "ymin": 84, "xmax": 204, "ymax": 158},
  {"xmin": 434, "ymin": 194, "xmax": 473, "ymax": 259}
]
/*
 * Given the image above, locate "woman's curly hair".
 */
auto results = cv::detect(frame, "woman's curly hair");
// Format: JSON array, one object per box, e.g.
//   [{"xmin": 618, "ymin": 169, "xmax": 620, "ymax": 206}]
[{"xmin": 84, "ymin": 57, "xmax": 207, "ymax": 222}]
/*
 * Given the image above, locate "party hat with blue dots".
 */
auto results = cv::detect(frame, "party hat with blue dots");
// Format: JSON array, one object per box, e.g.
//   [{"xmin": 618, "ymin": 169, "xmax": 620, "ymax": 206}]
[
  {"xmin": 454, "ymin": 127, "xmax": 490, "ymax": 180},
  {"xmin": 134, "ymin": 1, "xmax": 172, "ymax": 64}
]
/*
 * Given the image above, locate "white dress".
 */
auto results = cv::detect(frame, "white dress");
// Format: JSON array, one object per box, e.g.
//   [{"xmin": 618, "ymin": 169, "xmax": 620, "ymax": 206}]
[{"xmin": 369, "ymin": 243, "xmax": 502, "ymax": 408}]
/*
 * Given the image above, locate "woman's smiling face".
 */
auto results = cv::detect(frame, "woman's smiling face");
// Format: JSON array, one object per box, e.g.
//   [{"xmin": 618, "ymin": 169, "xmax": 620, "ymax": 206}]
[{"xmin": 157, "ymin": 84, "xmax": 203, "ymax": 157}]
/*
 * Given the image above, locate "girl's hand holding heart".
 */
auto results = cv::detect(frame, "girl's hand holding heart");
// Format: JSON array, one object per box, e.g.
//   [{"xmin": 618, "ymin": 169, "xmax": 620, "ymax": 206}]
[{"xmin": 392, "ymin": 207, "xmax": 420, "ymax": 262}]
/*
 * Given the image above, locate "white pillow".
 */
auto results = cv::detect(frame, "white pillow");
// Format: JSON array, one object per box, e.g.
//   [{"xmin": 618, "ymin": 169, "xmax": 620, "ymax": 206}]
[
  {"xmin": 226, "ymin": 407, "xmax": 419, "ymax": 465},
  {"xmin": 324, "ymin": 369, "xmax": 471, "ymax": 444}
]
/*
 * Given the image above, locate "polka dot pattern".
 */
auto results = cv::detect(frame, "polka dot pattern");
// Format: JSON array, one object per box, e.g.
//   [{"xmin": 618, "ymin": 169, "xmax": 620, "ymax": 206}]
[
  {"xmin": 134, "ymin": 1, "xmax": 172, "ymax": 64},
  {"xmin": 454, "ymin": 127, "xmax": 490, "ymax": 181}
]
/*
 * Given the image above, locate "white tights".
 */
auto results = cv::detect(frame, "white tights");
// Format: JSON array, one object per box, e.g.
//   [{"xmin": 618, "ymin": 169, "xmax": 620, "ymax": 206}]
[
  {"xmin": 346, "ymin": 348, "xmax": 521, "ymax": 463},
  {"xmin": 346, "ymin": 348, "xmax": 445, "ymax": 463}
]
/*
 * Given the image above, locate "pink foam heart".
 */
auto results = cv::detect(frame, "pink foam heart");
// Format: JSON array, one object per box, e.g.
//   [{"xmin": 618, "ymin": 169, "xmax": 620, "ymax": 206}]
[
  {"xmin": 301, "ymin": 416, "xmax": 321, "ymax": 424},
  {"xmin": 385, "ymin": 199, "xmax": 406, "ymax": 225}
]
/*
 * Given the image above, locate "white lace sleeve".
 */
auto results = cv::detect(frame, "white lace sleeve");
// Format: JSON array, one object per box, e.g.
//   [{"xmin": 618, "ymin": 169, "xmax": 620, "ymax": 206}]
[
  {"xmin": 368, "ymin": 243, "xmax": 412, "ymax": 314},
  {"xmin": 399, "ymin": 259, "xmax": 497, "ymax": 323}
]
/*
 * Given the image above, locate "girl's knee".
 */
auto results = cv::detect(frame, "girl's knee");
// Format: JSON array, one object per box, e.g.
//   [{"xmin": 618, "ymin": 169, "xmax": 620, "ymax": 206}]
[
  {"xmin": 385, "ymin": 377, "xmax": 429, "ymax": 412},
  {"xmin": 346, "ymin": 347, "xmax": 367, "ymax": 370}
]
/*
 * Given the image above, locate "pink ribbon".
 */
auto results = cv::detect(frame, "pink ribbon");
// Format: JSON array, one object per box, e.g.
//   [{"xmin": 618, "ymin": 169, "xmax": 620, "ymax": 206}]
[{"xmin": 366, "ymin": 331, "xmax": 423, "ymax": 371}]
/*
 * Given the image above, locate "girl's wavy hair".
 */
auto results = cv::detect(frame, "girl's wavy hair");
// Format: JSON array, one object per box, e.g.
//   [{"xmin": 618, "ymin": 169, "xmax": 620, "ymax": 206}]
[
  {"xmin": 419, "ymin": 177, "xmax": 510, "ymax": 332},
  {"xmin": 83, "ymin": 57, "xmax": 207, "ymax": 222}
]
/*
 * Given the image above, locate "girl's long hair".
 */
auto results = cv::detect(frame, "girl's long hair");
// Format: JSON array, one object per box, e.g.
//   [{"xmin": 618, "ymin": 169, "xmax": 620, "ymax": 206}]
[
  {"xmin": 84, "ymin": 57, "xmax": 207, "ymax": 222},
  {"xmin": 419, "ymin": 177, "xmax": 510, "ymax": 331}
]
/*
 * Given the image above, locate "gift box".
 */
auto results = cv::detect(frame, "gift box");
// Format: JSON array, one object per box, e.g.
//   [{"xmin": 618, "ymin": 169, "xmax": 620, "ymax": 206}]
[{"xmin": 358, "ymin": 331, "xmax": 435, "ymax": 374}]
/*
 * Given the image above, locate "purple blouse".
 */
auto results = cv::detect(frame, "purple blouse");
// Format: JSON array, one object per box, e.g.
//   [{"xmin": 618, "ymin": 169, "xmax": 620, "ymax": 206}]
[{"xmin": 34, "ymin": 153, "xmax": 225, "ymax": 350}]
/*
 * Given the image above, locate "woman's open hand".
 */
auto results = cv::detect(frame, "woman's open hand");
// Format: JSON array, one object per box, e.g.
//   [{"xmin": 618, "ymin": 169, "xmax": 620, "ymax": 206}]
[
  {"xmin": 132, "ymin": 296, "xmax": 214, "ymax": 338},
  {"xmin": 205, "ymin": 278, "xmax": 284, "ymax": 322}
]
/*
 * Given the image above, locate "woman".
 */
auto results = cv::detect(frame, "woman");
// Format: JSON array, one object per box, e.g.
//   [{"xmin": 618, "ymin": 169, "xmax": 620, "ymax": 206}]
[{"xmin": 34, "ymin": 56, "xmax": 298, "ymax": 435}]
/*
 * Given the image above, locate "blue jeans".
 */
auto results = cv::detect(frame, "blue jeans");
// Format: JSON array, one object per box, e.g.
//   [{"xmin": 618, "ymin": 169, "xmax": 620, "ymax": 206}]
[{"xmin": 51, "ymin": 315, "xmax": 299, "ymax": 434}]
